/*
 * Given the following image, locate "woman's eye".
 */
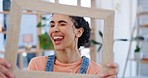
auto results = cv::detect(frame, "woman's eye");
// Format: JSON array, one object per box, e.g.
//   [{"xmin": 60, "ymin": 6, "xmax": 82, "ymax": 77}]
[
  {"xmin": 50, "ymin": 24, "xmax": 55, "ymax": 27},
  {"xmin": 60, "ymin": 23, "xmax": 66, "ymax": 26}
]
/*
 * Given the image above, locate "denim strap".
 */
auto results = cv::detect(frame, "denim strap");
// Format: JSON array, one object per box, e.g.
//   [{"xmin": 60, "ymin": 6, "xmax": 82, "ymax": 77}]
[
  {"xmin": 46, "ymin": 55, "xmax": 89, "ymax": 74},
  {"xmin": 79, "ymin": 56, "xmax": 89, "ymax": 74},
  {"xmin": 46, "ymin": 55, "xmax": 55, "ymax": 71}
]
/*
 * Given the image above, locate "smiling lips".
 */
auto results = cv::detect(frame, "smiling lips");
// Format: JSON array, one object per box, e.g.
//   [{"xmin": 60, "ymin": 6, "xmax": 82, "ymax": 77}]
[{"xmin": 53, "ymin": 36, "xmax": 64, "ymax": 45}]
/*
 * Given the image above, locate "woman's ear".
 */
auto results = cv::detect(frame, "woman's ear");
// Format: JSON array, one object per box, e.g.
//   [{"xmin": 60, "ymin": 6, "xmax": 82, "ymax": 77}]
[{"xmin": 75, "ymin": 28, "xmax": 84, "ymax": 38}]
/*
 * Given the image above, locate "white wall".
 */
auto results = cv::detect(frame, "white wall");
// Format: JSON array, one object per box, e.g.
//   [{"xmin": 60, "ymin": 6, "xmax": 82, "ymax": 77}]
[
  {"xmin": 0, "ymin": 0, "xmax": 4, "ymax": 58},
  {"xmin": 96, "ymin": 0, "xmax": 138, "ymax": 77},
  {"xmin": 18, "ymin": 15, "xmax": 38, "ymax": 46},
  {"xmin": 0, "ymin": 3, "xmax": 38, "ymax": 58}
]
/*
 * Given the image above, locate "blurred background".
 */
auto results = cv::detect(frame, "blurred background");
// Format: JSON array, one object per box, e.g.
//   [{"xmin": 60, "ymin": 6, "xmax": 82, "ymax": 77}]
[{"xmin": 0, "ymin": 0, "xmax": 148, "ymax": 78}]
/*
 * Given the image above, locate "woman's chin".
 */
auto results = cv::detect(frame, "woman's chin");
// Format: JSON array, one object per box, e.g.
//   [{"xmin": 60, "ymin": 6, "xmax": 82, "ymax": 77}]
[{"xmin": 54, "ymin": 46, "xmax": 64, "ymax": 51}]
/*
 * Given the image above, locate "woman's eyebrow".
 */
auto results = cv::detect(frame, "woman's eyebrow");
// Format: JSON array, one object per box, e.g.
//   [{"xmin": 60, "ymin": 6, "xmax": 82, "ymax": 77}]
[
  {"xmin": 50, "ymin": 20, "xmax": 67, "ymax": 24},
  {"xmin": 58, "ymin": 20, "xmax": 67, "ymax": 23},
  {"xmin": 50, "ymin": 21, "xmax": 54, "ymax": 23}
]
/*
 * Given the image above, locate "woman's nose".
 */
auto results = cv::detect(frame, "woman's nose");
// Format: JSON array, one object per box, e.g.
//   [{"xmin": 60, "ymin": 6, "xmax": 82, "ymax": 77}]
[{"xmin": 53, "ymin": 27, "xmax": 59, "ymax": 33}]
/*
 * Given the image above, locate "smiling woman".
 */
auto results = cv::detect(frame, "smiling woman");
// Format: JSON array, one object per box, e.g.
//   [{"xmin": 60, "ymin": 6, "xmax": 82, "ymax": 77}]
[
  {"xmin": 26, "ymin": 13, "xmax": 118, "ymax": 78},
  {"xmin": 0, "ymin": 0, "xmax": 118, "ymax": 77},
  {"xmin": 49, "ymin": 14, "xmax": 90, "ymax": 50},
  {"xmin": 28, "ymin": 14, "xmax": 101, "ymax": 74}
]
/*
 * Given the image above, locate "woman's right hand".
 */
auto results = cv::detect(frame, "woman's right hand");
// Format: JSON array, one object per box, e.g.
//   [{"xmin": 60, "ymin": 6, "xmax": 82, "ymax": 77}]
[{"xmin": 0, "ymin": 58, "xmax": 14, "ymax": 78}]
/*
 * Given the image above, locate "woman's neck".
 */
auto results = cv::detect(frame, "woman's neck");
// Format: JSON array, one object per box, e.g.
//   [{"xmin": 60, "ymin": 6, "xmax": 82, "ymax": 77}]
[{"xmin": 55, "ymin": 48, "xmax": 81, "ymax": 63}]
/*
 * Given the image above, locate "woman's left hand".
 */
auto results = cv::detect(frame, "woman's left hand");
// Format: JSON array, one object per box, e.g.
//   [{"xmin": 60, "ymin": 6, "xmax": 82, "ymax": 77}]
[{"xmin": 100, "ymin": 63, "xmax": 118, "ymax": 78}]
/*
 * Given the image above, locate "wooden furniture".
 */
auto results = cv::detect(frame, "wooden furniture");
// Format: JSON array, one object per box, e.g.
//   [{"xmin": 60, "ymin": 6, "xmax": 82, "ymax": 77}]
[
  {"xmin": 0, "ymin": 31, "xmax": 6, "ymax": 34},
  {"xmin": 0, "ymin": 10, "xmax": 43, "ymax": 68},
  {"xmin": 4, "ymin": 0, "xmax": 114, "ymax": 78}
]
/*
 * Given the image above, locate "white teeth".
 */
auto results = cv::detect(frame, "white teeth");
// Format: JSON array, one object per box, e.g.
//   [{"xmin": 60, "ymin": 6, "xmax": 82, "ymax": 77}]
[{"xmin": 53, "ymin": 36, "xmax": 63, "ymax": 39}]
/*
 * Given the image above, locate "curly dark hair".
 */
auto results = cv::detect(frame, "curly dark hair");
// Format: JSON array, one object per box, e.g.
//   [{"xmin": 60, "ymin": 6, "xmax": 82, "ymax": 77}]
[{"xmin": 69, "ymin": 16, "xmax": 91, "ymax": 49}]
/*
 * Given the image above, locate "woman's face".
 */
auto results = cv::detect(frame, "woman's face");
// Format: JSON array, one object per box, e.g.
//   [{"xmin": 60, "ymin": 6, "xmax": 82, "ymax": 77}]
[{"xmin": 49, "ymin": 14, "xmax": 79, "ymax": 50}]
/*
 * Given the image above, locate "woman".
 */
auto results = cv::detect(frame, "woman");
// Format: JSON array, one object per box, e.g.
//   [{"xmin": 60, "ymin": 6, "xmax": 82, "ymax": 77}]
[{"xmin": 0, "ymin": 13, "xmax": 118, "ymax": 78}]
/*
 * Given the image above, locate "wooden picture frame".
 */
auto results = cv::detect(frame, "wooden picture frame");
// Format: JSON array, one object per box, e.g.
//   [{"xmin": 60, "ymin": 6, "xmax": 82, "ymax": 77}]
[{"xmin": 4, "ymin": 0, "xmax": 114, "ymax": 78}]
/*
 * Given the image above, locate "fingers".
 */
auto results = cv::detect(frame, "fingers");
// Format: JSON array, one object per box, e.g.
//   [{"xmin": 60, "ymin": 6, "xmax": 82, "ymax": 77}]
[
  {"xmin": 0, "ymin": 65, "xmax": 14, "ymax": 78},
  {"xmin": 0, "ymin": 58, "xmax": 14, "ymax": 78},
  {"xmin": 0, "ymin": 72, "xmax": 7, "ymax": 78},
  {"xmin": 100, "ymin": 69, "xmax": 117, "ymax": 78},
  {"xmin": 99, "ymin": 62, "xmax": 118, "ymax": 78},
  {"xmin": 101, "ymin": 75, "xmax": 116, "ymax": 78},
  {"xmin": 106, "ymin": 76, "xmax": 116, "ymax": 78},
  {"xmin": 106, "ymin": 62, "xmax": 119, "ymax": 75},
  {"xmin": 0, "ymin": 59, "xmax": 11, "ymax": 68},
  {"xmin": 106, "ymin": 63, "xmax": 118, "ymax": 68}
]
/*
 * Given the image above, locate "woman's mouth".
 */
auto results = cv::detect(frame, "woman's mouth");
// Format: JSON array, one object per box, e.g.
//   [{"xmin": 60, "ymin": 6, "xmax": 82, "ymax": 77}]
[{"xmin": 53, "ymin": 36, "xmax": 64, "ymax": 45}]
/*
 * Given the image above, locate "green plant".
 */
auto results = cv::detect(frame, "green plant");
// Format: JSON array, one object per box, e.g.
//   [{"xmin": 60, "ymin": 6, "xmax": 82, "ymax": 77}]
[
  {"xmin": 90, "ymin": 31, "xmax": 103, "ymax": 52},
  {"xmin": 91, "ymin": 31, "xmax": 143, "ymax": 53},
  {"xmin": 91, "ymin": 31, "xmax": 129, "ymax": 52},
  {"xmin": 133, "ymin": 36, "xmax": 144, "ymax": 41},
  {"xmin": 134, "ymin": 45, "xmax": 141, "ymax": 53},
  {"xmin": 37, "ymin": 17, "xmax": 49, "ymax": 28},
  {"xmin": 37, "ymin": 16, "xmax": 54, "ymax": 50},
  {"xmin": 38, "ymin": 32, "xmax": 54, "ymax": 50}
]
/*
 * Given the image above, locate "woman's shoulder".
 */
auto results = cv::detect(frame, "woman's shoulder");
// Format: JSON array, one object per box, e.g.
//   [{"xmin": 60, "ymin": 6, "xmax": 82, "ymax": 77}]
[
  {"xmin": 31, "ymin": 56, "xmax": 48, "ymax": 61},
  {"xmin": 29, "ymin": 56, "xmax": 48, "ymax": 65},
  {"xmin": 87, "ymin": 60, "xmax": 102, "ymax": 75},
  {"xmin": 28, "ymin": 56, "xmax": 48, "ymax": 71}
]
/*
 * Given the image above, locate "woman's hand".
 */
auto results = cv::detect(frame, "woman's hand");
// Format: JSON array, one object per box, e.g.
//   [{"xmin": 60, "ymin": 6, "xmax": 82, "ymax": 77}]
[
  {"xmin": 0, "ymin": 58, "xmax": 14, "ymax": 78},
  {"xmin": 100, "ymin": 63, "xmax": 118, "ymax": 78}
]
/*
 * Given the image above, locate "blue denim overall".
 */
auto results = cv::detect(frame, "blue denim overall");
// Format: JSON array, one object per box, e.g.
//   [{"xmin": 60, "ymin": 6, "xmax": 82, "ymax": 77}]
[{"xmin": 46, "ymin": 55, "xmax": 89, "ymax": 74}]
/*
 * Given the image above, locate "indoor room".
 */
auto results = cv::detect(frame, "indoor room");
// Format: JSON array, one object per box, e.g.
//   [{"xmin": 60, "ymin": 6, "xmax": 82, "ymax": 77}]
[{"xmin": 0, "ymin": 0, "xmax": 148, "ymax": 78}]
